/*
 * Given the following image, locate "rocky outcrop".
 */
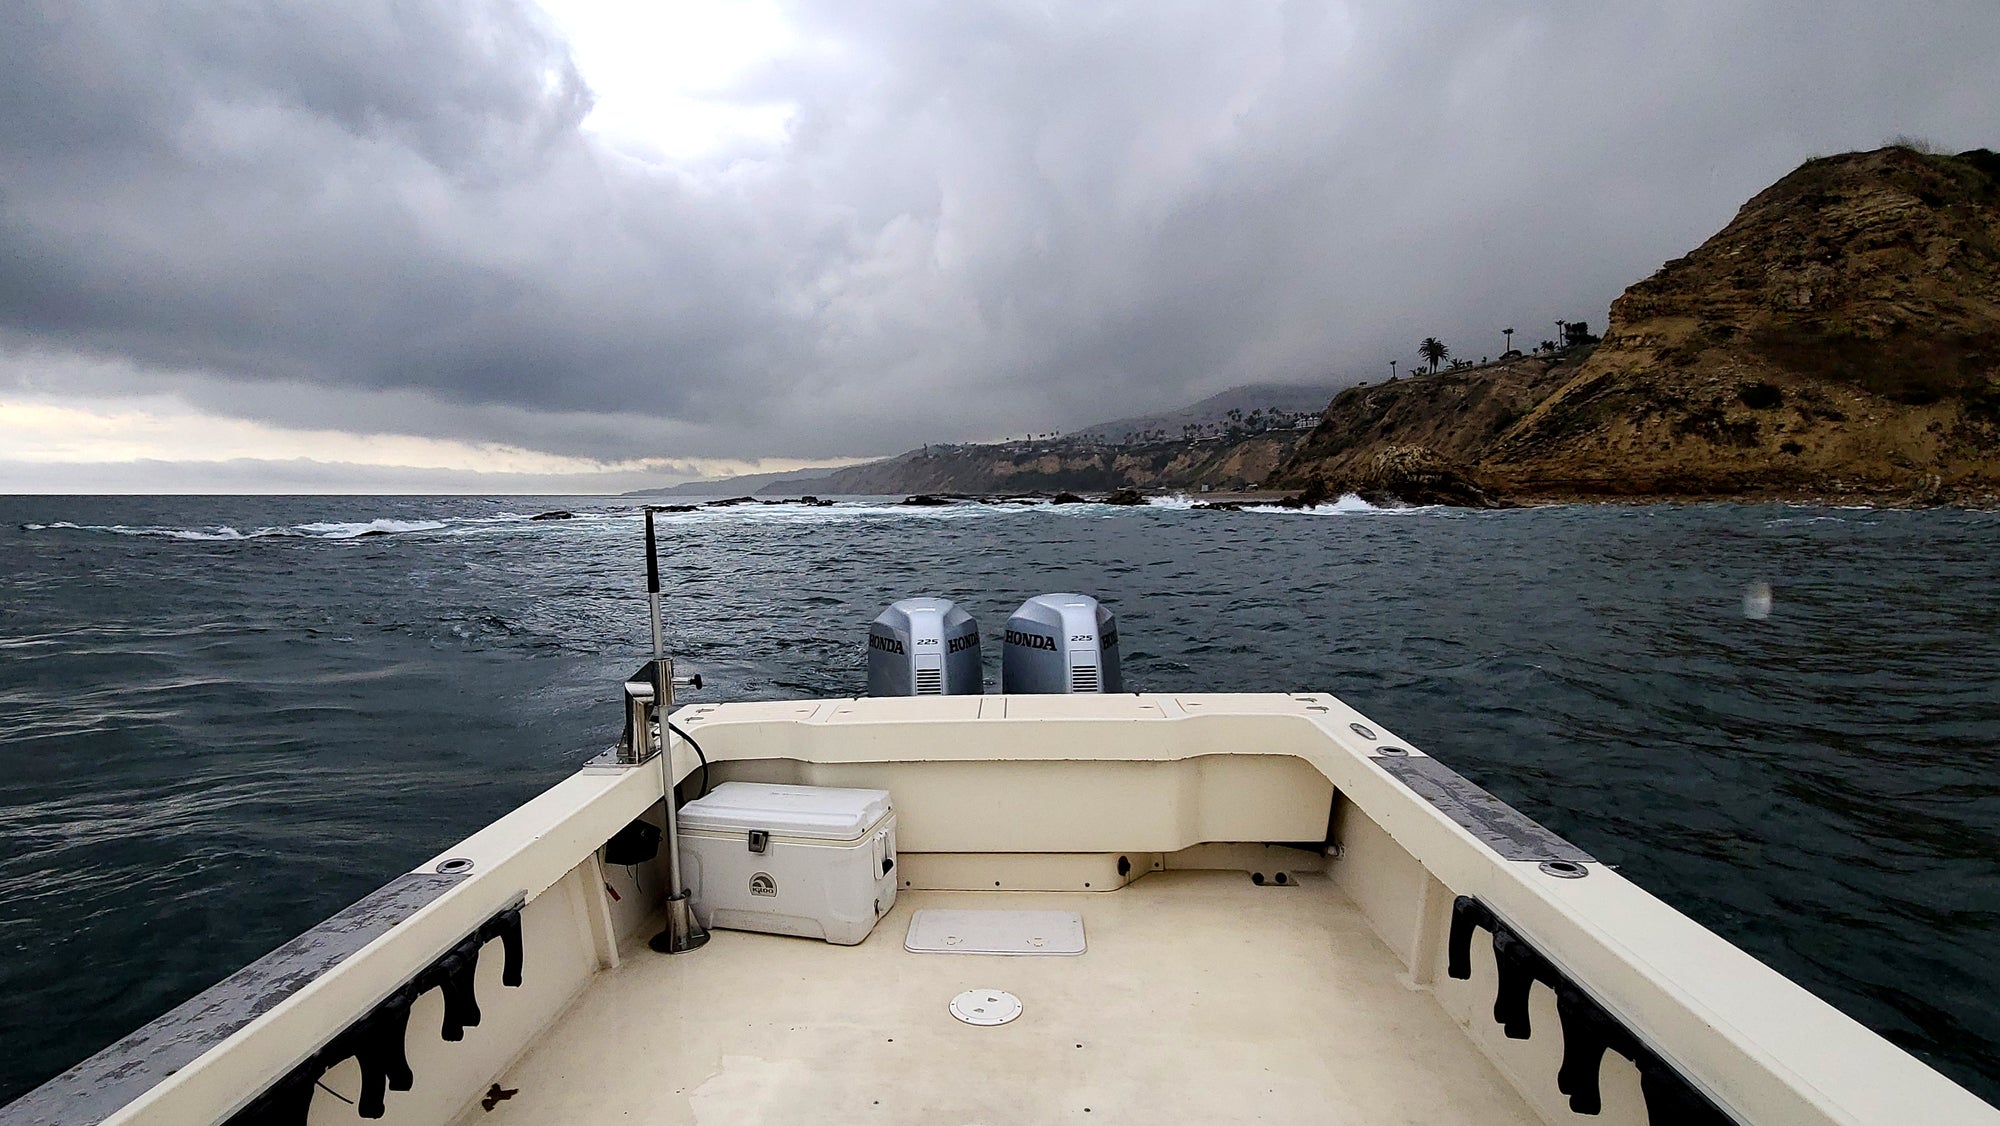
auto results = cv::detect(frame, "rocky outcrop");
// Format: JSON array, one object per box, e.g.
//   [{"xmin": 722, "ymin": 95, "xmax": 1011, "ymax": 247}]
[
  {"xmin": 1274, "ymin": 146, "xmax": 2000, "ymax": 505},
  {"xmin": 1355, "ymin": 446, "xmax": 1500, "ymax": 507},
  {"xmin": 1269, "ymin": 353, "xmax": 1584, "ymax": 498},
  {"xmin": 1488, "ymin": 146, "xmax": 2000, "ymax": 502}
]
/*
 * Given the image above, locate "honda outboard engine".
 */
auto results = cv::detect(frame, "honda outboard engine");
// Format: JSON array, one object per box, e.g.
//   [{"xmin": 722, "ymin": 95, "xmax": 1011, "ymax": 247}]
[
  {"xmin": 1001, "ymin": 593, "xmax": 1121, "ymax": 694},
  {"xmin": 867, "ymin": 597, "xmax": 983, "ymax": 696}
]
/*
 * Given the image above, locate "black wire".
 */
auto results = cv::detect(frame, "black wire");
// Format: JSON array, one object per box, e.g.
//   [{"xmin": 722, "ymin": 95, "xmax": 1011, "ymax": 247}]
[
  {"xmin": 668, "ymin": 720, "xmax": 711, "ymax": 797},
  {"xmin": 315, "ymin": 1079, "xmax": 355, "ymax": 1105}
]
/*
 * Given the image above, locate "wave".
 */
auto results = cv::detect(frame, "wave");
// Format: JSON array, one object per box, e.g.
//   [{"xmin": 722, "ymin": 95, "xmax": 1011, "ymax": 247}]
[
  {"xmin": 1242, "ymin": 493, "xmax": 1439, "ymax": 515},
  {"xmin": 21, "ymin": 518, "xmax": 448, "ymax": 540},
  {"xmin": 1148, "ymin": 492, "xmax": 1441, "ymax": 514},
  {"xmin": 292, "ymin": 519, "xmax": 448, "ymax": 537},
  {"xmin": 19, "ymin": 496, "xmax": 1449, "ymax": 542}
]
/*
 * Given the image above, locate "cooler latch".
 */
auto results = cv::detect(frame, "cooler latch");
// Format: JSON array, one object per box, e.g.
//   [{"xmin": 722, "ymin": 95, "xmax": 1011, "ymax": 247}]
[{"xmin": 747, "ymin": 829, "xmax": 769, "ymax": 854}]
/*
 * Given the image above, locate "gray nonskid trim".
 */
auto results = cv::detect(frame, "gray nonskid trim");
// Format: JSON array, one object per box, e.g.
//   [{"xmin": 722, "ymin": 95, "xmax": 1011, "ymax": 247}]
[
  {"xmin": 1374, "ymin": 755, "xmax": 1595, "ymax": 864},
  {"xmin": 2, "ymin": 871, "xmax": 464, "ymax": 1126}
]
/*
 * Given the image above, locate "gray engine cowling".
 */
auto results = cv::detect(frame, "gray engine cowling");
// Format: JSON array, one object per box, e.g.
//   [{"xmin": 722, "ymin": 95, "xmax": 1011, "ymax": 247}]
[
  {"xmin": 1001, "ymin": 593, "xmax": 1121, "ymax": 694},
  {"xmin": 867, "ymin": 597, "xmax": 983, "ymax": 696}
]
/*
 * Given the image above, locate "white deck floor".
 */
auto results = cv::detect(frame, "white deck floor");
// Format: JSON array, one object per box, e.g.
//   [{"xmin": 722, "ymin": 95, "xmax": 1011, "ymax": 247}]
[{"xmin": 461, "ymin": 870, "xmax": 1541, "ymax": 1125}]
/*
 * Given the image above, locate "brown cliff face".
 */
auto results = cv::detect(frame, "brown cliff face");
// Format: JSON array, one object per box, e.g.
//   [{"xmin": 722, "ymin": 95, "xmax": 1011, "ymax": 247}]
[
  {"xmin": 1265, "ymin": 352, "xmax": 1585, "ymax": 501},
  {"xmin": 1274, "ymin": 146, "xmax": 2000, "ymax": 504}
]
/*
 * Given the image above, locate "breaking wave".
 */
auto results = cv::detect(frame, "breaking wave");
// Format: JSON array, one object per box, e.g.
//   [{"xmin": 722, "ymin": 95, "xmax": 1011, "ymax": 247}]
[
  {"xmin": 20, "ymin": 518, "xmax": 448, "ymax": 540},
  {"xmin": 1149, "ymin": 492, "xmax": 1439, "ymax": 514}
]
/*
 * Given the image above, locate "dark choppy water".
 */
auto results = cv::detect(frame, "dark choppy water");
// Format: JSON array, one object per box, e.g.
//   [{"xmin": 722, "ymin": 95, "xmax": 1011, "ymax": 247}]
[{"xmin": 2, "ymin": 495, "xmax": 1997, "ymax": 1106}]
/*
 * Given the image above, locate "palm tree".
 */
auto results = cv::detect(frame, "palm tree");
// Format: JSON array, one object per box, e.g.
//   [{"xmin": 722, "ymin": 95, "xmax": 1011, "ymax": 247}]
[
  {"xmin": 1418, "ymin": 337, "xmax": 1449, "ymax": 373},
  {"xmin": 1503, "ymin": 326, "xmax": 1515, "ymax": 353},
  {"xmin": 1554, "ymin": 320, "xmax": 1567, "ymax": 349}
]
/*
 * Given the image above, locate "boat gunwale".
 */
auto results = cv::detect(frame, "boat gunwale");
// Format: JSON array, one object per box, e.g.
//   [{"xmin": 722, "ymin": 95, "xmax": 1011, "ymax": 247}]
[{"xmin": 6, "ymin": 692, "xmax": 1994, "ymax": 1126}]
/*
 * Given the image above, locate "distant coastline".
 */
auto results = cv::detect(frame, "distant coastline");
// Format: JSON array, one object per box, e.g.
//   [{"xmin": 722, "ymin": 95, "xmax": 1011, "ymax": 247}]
[{"xmin": 648, "ymin": 146, "xmax": 1999, "ymax": 510}]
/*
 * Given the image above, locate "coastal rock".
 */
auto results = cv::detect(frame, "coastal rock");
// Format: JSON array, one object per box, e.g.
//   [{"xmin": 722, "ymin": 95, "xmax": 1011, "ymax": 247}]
[
  {"xmin": 900, "ymin": 494, "xmax": 954, "ymax": 506},
  {"xmin": 1049, "ymin": 492, "xmax": 1087, "ymax": 504},
  {"xmin": 529, "ymin": 510, "xmax": 575, "ymax": 521},
  {"xmin": 650, "ymin": 504, "xmax": 697, "ymax": 513},
  {"xmin": 1357, "ymin": 446, "xmax": 1499, "ymax": 507},
  {"xmin": 1273, "ymin": 477, "xmax": 1332, "ymax": 509},
  {"xmin": 705, "ymin": 496, "xmax": 757, "ymax": 508},
  {"xmin": 1102, "ymin": 488, "xmax": 1147, "ymax": 506},
  {"xmin": 1272, "ymin": 145, "xmax": 2000, "ymax": 504}
]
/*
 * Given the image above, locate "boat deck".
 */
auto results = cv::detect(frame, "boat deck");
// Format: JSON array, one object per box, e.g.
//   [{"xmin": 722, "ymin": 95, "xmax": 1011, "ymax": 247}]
[{"xmin": 461, "ymin": 869, "xmax": 1539, "ymax": 1125}]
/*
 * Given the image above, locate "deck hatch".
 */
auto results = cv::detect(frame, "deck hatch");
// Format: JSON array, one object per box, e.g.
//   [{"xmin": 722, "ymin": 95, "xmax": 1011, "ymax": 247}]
[
  {"xmin": 906, "ymin": 909, "xmax": 1086, "ymax": 955},
  {"xmin": 1373, "ymin": 755, "xmax": 1594, "ymax": 864}
]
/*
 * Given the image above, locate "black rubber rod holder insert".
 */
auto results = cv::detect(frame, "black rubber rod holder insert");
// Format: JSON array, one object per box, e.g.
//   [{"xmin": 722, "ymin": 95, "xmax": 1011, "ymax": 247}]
[{"xmin": 1445, "ymin": 895, "xmax": 1734, "ymax": 1125}]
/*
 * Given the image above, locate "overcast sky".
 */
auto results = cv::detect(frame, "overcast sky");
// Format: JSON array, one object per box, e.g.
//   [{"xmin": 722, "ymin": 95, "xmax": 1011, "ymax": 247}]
[{"xmin": 2, "ymin": 1, "xmax": 1995, "ymax": 492}]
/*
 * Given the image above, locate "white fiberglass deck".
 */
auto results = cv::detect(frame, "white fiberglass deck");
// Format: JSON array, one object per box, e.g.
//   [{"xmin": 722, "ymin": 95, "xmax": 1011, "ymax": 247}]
[{"xmin": 463, "ymin": 870, "xmax": 1539, "ymax": 1125}]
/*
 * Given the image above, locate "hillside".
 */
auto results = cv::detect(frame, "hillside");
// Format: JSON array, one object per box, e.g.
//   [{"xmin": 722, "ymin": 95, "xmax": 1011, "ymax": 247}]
[
  {"xmin": 624, "ymin": 467, "xmax": 848, "ymax": 498},
  {"xmin": 1068, "ymin": 381, "xmax": 1347, "ymax": 442},
  {"xmin": 714, "ymin": 380, "xmax": 1335, "ymax": 496},
  {"xmin": 759, "ymin": 433, "xmax": 1303, "ymax": 495},
  {"xmin": 1273, "ymin": 146, "xmax": 2000, "ymax": 504}
]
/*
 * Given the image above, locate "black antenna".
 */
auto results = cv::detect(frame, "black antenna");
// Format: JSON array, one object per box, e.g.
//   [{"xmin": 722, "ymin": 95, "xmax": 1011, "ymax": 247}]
[
  {"xmin": 644, "ymin": 508, "xmax": 664, "ymax": 659},
  {"xmin": 644, "ymin": 507, "xmax": 661, "ymax": 596}
]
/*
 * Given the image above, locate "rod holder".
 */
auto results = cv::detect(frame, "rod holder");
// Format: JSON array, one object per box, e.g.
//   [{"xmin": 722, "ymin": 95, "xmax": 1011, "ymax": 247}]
[
  {"xmin": 635, "ymin": 508, "xmax": 709, "ymax": 955},
  {"xmin": 645, "ymin": 657, "xmax": 709, "ymax": 955}
]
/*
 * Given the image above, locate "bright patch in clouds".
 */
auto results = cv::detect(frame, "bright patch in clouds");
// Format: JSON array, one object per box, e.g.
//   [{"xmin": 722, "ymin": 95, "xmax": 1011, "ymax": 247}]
[
  {"xmin": 0, "ymin": 397, "xmax": 644, "ymax": 473},
  {"xmin": 0, "ymin": 393, "xmax": 853, "ymax": 493},
  {"xmin": 537, "ymin": 0, "xmax": 799, "ymax": 160}
]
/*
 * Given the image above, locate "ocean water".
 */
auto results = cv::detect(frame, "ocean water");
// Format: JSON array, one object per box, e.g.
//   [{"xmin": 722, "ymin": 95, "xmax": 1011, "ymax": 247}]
[{"xmin": 2, "ymin": 495, "xmax": 1997, "ymax": 1106}]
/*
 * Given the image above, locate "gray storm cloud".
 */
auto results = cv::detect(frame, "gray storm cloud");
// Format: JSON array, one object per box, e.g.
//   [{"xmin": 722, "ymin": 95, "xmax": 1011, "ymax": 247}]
[{"xmin": 1, "ymin": 1, "xmax": 1996, "ymax": 465}]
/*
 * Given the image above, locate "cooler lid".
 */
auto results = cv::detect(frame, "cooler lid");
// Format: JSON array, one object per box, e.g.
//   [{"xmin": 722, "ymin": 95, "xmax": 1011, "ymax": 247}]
[{"xmin": 677, "ymin": 782, "xmax": 892, "ymax": 841}]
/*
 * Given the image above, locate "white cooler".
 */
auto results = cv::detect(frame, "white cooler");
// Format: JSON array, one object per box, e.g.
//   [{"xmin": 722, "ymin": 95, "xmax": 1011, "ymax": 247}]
[{"xmin": 677, "ymin": 782, "xmax": 898, "ymax": 946}]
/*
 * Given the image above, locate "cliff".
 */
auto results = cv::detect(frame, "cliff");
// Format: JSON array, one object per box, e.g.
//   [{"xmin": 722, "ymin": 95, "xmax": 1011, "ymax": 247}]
[{"xmin": 1273, "ymin": 146, "xmax": 2000, "ymax": 504}]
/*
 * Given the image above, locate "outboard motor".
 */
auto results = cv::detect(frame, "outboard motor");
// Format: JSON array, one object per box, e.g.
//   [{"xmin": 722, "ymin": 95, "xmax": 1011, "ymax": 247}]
[
  {"xmin": 867, "ymin": 597, "xmax": 983, "ymax": 696},
  {"xmin": 1001, "ymin": 593, "xmax": 1122, "ymax": 694}
]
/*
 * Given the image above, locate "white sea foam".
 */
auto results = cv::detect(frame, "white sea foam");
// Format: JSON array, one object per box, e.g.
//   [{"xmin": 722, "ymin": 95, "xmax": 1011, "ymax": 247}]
[
  {"xmin": 22, "ymin": 518, "xmax": 449, "ymax": 540},
  {"xmin": 293, "ymin": 519, "xmax": 448, "ymax": 537},
  {"xmin": 1242, "ymin": 493, "xmax": 1436, "ymax": 515}
]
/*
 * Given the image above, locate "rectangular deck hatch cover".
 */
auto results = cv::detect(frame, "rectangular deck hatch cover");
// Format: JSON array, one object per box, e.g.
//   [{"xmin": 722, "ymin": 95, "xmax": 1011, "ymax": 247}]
[{"xmin": 905, "ymin": 909, "xmax": 1086, "ymax": 956}]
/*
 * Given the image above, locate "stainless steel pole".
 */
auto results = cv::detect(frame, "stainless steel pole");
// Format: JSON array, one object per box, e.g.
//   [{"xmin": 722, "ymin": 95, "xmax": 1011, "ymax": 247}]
[{"xmin": 645, "ymin": 507, "xmax": 708, "ymax": 954}]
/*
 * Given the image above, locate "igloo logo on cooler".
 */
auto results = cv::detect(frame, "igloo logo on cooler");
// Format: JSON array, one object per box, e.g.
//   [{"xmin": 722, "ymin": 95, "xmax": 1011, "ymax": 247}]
[{"xmin": 749, "ymin": 872, "xmax": 778, "ymax": 897}]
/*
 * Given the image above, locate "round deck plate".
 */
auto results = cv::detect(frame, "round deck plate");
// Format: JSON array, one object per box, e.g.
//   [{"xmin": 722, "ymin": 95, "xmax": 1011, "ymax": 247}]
[{"xmin": 950, "ymin": 989, "xmax": 1022, "ymax": 1026}]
